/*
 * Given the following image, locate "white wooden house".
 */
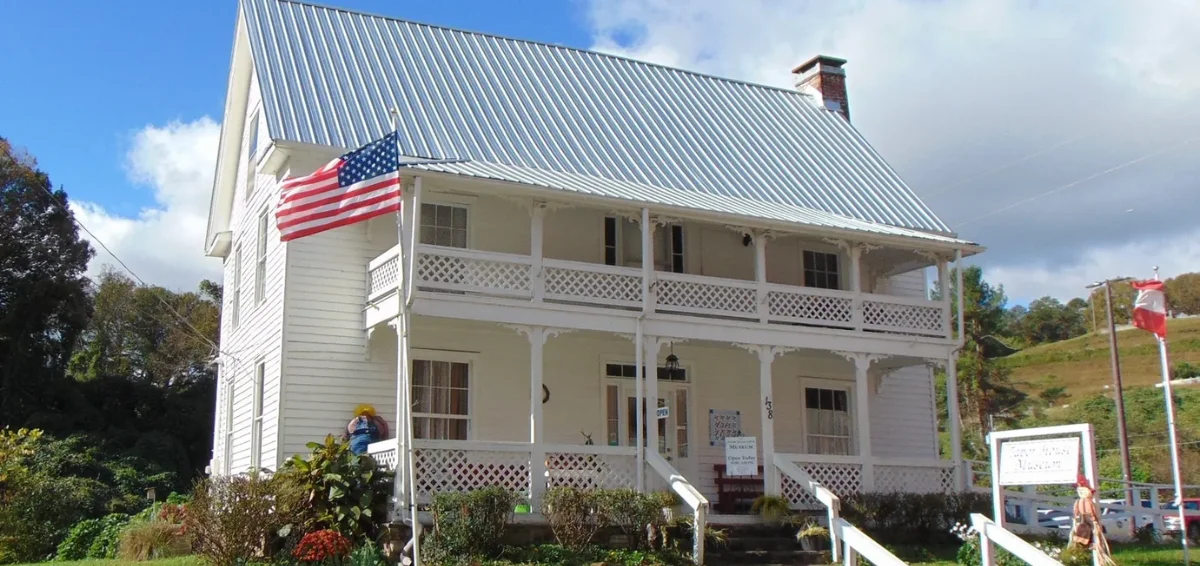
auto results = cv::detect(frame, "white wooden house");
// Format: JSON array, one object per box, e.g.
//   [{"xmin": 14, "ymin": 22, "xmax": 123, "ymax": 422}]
[{"xmin": 205, "ymin": 0, "xmax": 981, "ymax": 524}]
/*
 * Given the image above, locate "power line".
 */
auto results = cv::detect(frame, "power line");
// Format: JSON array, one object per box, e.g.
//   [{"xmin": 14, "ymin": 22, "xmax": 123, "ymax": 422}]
[
  {"xmin": 1098, "ymin": 439, "xmax": 1200, "ymax": 453},
  {"xmin": 955, "ymin": 135, "xmax": 1200, "ymax": 228},
  {"xmin": 922, "ymin": 132, "xmax": 1088, "ymax": 199},
  {"xmin": 30, "ymin": 183, "xmax": 233, "ymax": 362}
]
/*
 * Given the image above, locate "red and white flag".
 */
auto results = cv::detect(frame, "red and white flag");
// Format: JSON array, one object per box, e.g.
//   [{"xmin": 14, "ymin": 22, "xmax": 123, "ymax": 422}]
[
  {"xmin": 276, "ymin": 132, "xmax": 403, "ymax": 242},
  {"xmin": 1131, "ymin": 279, "xmax": 1168, "ymax": 338}
]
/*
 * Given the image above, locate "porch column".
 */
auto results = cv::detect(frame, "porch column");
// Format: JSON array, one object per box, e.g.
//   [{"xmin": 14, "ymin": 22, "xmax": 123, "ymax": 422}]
[
  {"xmin": 641, "ymin": 208, "xmax": 655, "ymax": 314},
  {"xmin": 389, "ymin": 317, "xmax": 409, "ymax": 508},
  {"xmin": 754, "ymin": 231, "xmax": 768, "ymax": 323},
  {"xmin": 643, "ymin": 336, "xmax": 661, "ymax": 467},
  {"xmin": 936, "ymin": 258, "xmax": 951, "ymax": 339},
  {"xmin": 508, "ymin": 325, "xmax": 571, "ymax": 510},
  {"xmin": 947, "ymin": 355, "xmax": 964, "ymax": 490},
  {"xmin": 738, "ymin": 344, "xmax": 792, "ymax": 496},
  {"xmin": 851, "ymin": 353, "xmax": 876, "ymax": 491},
  {"xmin": 849, "ymin": 244, "xmax": 864, "ymax": 331},
  {"xmin": 530, "ymin": 202, "xmax": 546, "ymax": 302}
]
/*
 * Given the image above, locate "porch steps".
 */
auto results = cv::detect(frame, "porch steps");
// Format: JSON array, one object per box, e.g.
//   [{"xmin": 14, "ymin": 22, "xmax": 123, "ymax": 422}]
[{"xmin": 705, "ymin": 524, "xmax": 830, "ymax": 566}]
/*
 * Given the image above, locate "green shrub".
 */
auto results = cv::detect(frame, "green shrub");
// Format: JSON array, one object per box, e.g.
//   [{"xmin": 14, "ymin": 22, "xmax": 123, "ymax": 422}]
[
  {"xmin": 87, "ymin": 514, "xmax": 131, "ymax": 559},
  {"xmin": 117, "ymin": 520, "xmax": 191, "ymax": 561},
  {"xmin": 542, "ymin": 487, "xmax": 604, "ymax": 550},
  {"xmin": 595, "ymin": 489, "xmax": 667, "ymax": 548},
  {"xmin": 841, "ymin": 492, "xmax": 992, "ymax": 545},
  {"xmin": 498, "ymin": 544, "xmax": 689, "ymax": 566},
  {"xmin": 185, "ymin": 473, "xmax": 308, "ymax": 566},
  {"xmin": 429, "ymin": 486, "xmax": 520, "ymax": 558},
  {"xmin": 282, "ymin": 435, "xmax": 393, "ymax": 543},
  {"xmin": 347, "ymin": 541, "xmax": 388, "ymax": 566},
  {"xmin": 55, "ymin": 518, "xmax": 105, "ymax": 561}
]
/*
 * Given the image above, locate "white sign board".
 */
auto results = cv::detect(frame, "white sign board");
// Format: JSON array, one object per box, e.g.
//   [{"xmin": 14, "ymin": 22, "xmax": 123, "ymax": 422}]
[
  {"xmin": 724, "ymin": 436, "xmax": 758, "ymax": 476},
  {"xmin": 656, "ymin": 406, "xmax": 670, "ymax": 419},
  {"xmin": 998, "ymin": 437, "xmax": 1080, "ymax": 486}
]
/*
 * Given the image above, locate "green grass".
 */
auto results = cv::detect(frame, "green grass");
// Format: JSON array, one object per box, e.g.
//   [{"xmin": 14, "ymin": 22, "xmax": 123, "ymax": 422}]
[
  {"xmin": 894, "ymin": 543, "xmax": 1189, "ymax": 565},
  {"xmin": 1003, "ymin": 317, "xmax": 1200, "ymax": 402},
  {"xmin": 9, "ymin": 558, "xmax": 201, "ymax": 566}
]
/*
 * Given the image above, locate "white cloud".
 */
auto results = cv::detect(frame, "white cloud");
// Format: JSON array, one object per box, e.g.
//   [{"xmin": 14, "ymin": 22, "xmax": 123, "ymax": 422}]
[
  {"xmin": 584, "ymin": 0, "xmax": 1200, "ymax": 303},
  {"xmin": 72, "ymin": 118, "xmax": 222, "ymax": 291}
]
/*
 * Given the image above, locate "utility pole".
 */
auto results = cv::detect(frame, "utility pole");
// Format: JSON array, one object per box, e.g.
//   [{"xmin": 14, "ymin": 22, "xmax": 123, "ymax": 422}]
[{"xmin": 1086, "ymin": 277, "xmax": 1135, "ymax": 509}]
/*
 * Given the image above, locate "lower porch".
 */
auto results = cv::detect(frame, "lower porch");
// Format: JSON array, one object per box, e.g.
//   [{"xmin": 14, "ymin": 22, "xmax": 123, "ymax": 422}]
[{"xmin": 353, "ymin": 316, "xmax": 959, "ymax": 519}]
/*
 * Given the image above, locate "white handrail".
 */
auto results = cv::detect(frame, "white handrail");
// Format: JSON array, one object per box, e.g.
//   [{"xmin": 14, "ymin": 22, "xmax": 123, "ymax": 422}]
[
  {"xmin": 970, "ymin": 513, "xmax": 1062, "ymax": 566},
  {"xmin": 774, "ymin": 456, "xmax": 841, "ymax": 561},
  {"xmin": 836, "ymin": 519, "xmax": 906, "ymax": 566},
  {"xmin": 646, "ymin": 452, "xmax": 707, "ymax": 566}
]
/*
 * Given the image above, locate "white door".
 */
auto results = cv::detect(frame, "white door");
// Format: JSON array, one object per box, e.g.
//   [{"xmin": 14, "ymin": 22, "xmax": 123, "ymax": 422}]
[{"xmin": 604, "ymin": 383, "xmax": 694, "ymax": 480}]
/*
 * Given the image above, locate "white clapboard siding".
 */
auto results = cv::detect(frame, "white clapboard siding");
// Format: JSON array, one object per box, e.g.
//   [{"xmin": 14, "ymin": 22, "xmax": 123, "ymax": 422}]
[
  {"xmin": 212, "ymin": 71, "xmax": 287, "ymax": 475},
  {"xmin": 869, "ymin": 269, "xmax": 939, "ymax": 459}
]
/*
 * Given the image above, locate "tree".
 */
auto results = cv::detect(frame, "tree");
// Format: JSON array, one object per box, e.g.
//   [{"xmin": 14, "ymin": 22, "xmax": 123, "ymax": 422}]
[
  {"xmin": 1166, "ymin": 272, "xmax": 1200, "ymax": 316},
  {"xmin": 1018, "ymin": 296, "xmax": 1086, "ymax": 345},
  {"xmin": 1088, "ymin": 281, "xmax": 1135, "ymax": 326},
  {"xmin": 0, "ymin": 138, "xmax": 93, "ymax": 426}
]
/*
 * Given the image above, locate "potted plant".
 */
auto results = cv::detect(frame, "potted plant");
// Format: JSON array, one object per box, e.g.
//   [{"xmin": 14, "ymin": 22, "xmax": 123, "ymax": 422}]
[
  {"xmin": 751, "ymin": 495, "xmax": 795, "ymax": 535},
  {"xmin": 795, "ymin": 518, "xmax": 830, "ymax": 552}
]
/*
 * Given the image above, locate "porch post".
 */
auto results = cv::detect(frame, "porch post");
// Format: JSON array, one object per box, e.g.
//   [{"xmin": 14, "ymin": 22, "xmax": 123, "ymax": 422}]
[
  {"xmin": 643, "ymin": 336, "xmax": 660, "ymax": 468},
  {"xmin": 529, "ymin": 326, "xmax": 547, "ymax": 510},
  {"xmin": 389, "ymin": 317, "xmax": 409, "ymax": 508},
  {"xmin": 641, "ymin": 208, "xmax": 655, "ymax": 314},
  {"xmin": 851, "ymin": 353, "xmax": 876, "ymax": 491},
  {"xmin": 849, "ymin": 244, "xmax": 864, "ymax": 331},
  {"xmin": 531, "ymin": 202, "xmax": 545, "ymax": 302},
  {"xmin": 947, "ymin": 355, "xmax": 964, "ymax": 490},
  {"xmin": 754, "ymin": 232, "xmax": 768, "ymax": 323},
  {"xmin": 937, "ymin": 258, "xmax": 951, "ymax": 339}
]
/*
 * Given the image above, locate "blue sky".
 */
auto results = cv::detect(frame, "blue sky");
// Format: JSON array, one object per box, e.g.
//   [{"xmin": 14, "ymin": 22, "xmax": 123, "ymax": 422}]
[
  {"xmin": 1, "ymin": 0, "xmax": 586, "ymax": 218},
  {"xmin": 2, "ymin": 0, "xmax": 1198, "ymax": 304}
]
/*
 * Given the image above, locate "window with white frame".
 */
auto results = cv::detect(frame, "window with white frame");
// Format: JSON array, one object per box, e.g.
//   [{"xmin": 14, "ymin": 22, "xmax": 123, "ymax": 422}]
[
  {"xmin": 804, "ymin": 386, "xmax": 852, "ymax": 455},
  {"xmin": 412, "ymin": 359, "xmax": 470, "ymax": 440},
  {"xmin": 803, "ymin": 250, "xmax": 840, "ymax": 290},
  {"xmin": 654, "ymin": 224, "xmax": 684, "ymax": 273},
  {"xmin": 604, "ymin": 216, "xmax": 619, "ymax": 266},
  {"xmin": 231, "ymin": 245, "xmax": 242, "ymax": 328},
  {"xmin": 223, "ymin": 369, "xmax": 234, "ymax": 475},
  {"xmin": 251, "ymin": 361, "xmax": 265, "ymax": 470},
  {"xmin": 244, "ymin": 111, "xmax": 259, "ymax": 201},
  {"xmin": 420, "ymin": 203, "xmax": 468, "ymax": 248},
  {"xmin": 255, "ymin": 210, "xmax": 268, "ymax": 305}
]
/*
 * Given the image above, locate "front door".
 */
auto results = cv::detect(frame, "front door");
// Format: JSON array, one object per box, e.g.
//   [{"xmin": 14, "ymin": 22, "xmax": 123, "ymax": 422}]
[{"xmin": 605, "ymin": 383, "xmax": 694, "ymax": 480}]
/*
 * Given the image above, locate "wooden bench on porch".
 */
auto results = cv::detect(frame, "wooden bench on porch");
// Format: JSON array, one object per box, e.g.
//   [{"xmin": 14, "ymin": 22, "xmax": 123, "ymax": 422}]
[{"xmin": 714, "ymin": 464, "xmax": 764, "ymax": 514}]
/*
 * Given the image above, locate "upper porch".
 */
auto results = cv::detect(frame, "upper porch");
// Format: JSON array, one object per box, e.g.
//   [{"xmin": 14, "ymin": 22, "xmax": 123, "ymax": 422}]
[{"xmin": 361, "ymin": 173, "xmax": 965, "ymax": 347}]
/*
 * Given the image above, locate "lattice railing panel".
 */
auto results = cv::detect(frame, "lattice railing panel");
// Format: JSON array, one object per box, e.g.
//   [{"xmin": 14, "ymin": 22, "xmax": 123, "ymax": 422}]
[
  {"xmin": 367, "ymin": 445, "xmax": 398, "ymax": 472},
  {"xmin": 656, "ymin": 278, "xmax": 756, "ymax": 315},
  {"xmin": 545, "ymin": 451, "xmax": 639, "ymax": 491},
  {"xmin": 767, "ymin": 290, "xmax": 853, "ymax": 324},
  {"xmin": 413, "ymin": 447, "xmax": 531, "ymax": 503},
  {"xmin": 416, "ymin": 252, "xmax": 531, "ymax": 296},
  {"xmin": 545, "ymin": 267, "xmax": 641, "ymax": 306},
  {"xmin": 876, "ymin": 465, "xmax": 955, "ymax": 494},
  {"xmin": 862, "ymin": 300, "xmax": 943, "ymax": 334},
  {"xmin": 368, "ymin": 255, "xmax": 400, "ymax": 297},
  {"xmin": 781, "ymin": 461, "xmax": 862, "ymax": 509}
]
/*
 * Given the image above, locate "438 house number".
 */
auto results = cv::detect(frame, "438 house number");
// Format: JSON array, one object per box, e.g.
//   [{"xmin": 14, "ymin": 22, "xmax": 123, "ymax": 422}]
[{"xmin": 764, "ymin": 397, "xmax": 774, "ymax": 420}]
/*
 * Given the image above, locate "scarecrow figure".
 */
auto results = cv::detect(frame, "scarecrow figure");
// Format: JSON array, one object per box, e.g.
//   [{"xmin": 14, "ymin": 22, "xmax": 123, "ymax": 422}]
[
  {"xmin": 1070, "ymin": 474, "xmax": 1116, "ymax": 565},
  {"xmin": 347, "ymin": 404, "xmax": 390, "ymax": 455}
]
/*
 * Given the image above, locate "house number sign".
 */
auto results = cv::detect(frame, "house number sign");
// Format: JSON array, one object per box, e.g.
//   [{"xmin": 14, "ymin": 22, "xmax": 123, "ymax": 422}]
[{"xmin": 764, "ymin": 397, "xmax": 774, "ymax": 420}]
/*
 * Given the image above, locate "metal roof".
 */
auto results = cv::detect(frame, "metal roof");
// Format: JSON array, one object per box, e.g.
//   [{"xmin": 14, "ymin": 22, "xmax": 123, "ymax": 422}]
[{"xmin": 240, "ymin": 0, "xmax": 955, "ymax": 235}]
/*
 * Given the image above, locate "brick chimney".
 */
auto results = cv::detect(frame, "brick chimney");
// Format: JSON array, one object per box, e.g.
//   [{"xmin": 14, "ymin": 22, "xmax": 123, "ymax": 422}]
[{"xmin": 793, "ymin": 55, "xmax": 849, "ymax": 122}]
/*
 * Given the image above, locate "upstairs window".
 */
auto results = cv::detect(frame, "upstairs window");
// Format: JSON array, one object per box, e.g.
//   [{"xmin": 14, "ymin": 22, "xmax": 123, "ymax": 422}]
[
  {"xmin": 604, "ymin": 216, "xmax": 619, "ymax": 266},
  {"xmin": 255, "ymin": 210, "xmax": 268, "ymax": 305},
  {"xmin": 655, "ymin": 224, "xmax": 685, "ymax": 273},
  {"xmin": 231, "ymin": 245, "xmax": 243, "ymax": 329},
  {"xmin": 803, "ymin": 250, "xmax": 840, "ymax": 290},
  {"xmin": 420, "ymin": 203, "xmax": 468, "ymax": 248},
  {"xmin": 244, "ymin": 110, "xmax": 259, "ymax": 201}
]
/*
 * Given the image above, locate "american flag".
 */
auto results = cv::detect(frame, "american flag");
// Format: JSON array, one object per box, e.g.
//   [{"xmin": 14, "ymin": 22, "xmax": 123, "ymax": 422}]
[{"xmin": 276, "ymin": 131, "xmax": 403, "ymax": 241}]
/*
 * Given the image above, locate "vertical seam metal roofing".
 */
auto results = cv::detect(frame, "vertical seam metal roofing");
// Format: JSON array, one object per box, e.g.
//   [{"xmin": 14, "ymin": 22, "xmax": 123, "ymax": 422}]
[{"xmin": 240, "ymin": 0, "xmax": 954, "ymax": 234}]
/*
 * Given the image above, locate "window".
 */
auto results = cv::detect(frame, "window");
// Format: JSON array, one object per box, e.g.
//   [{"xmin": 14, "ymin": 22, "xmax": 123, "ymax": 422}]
[
  {"xmin": 420, "ymin": 203, "xmax": 468, "ymax": 248},
  {"xmin": 223, "ymin": 369, "xmax": 234, "ymax": 475},
  {"xmin": 247, "ymin": 110, "xmax": 259, "ymax": 160},
  {"xmin": 606, "ymin": 385, "xmax": 620, "ymax": 446},
  {"xmin": 655, "ymin": 224, "xmax": 685, "ymax": 273},
  {"xmin": 675, "ymin": 389, "xmax": 689, "ymax": 458},
  {"xmin": 412, "ymin": 359, "xmax": 470, "ymax": 440},
  {"xmin": 604, "ymin": 363, "xmax": 688, "ymax": 382},
  {"xmin": 255, "ymin": 210, "xmax": 268, "ymax": 304},
  {"xmin": 668, "ymin": 225, "xmax": 684, "ymax": 273},
  {"xmin": 231, "ymin": 245, "xmax": 242, "ymax": 328},
  {"xmin": 604, "ymin": 216, "xmax": 619, "ymax": 266},
  {"xmin": 805, "ymin": 386, "xmax": 851, "ymax": 455},
  {"xmin": 803, "ymin": 250, "xmax": 840, "ymax": 290},
  {"xmin": 251, "ymin": 361, "xmax": 265, "ymax": 471}
]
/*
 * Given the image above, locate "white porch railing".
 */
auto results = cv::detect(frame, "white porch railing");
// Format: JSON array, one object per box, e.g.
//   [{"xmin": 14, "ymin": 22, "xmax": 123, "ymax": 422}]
[
  {"xmin": 773, "ymin": 454, "xmax": 908, "ymax": 565},
  {"xmin": 646, "ymin": 452, "xmax": 708, "ymax": 565},
  {"xmin": 970, "ymin": 513, "xmax": 1062, "ymax": 566},
  {"xmin": 366, "ymin": 439, "xmax": 639, "ymax": 509},
  {"xmin": 367, "ymin": 244, "xmax": 948, "ymax": 337},
  {"xmin": 775, "ymin": 454, "xmax": 956, "ymax": 509}
]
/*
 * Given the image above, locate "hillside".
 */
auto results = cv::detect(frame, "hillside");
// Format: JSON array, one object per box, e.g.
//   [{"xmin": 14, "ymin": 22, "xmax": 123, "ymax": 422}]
[{"xmin": 1003, "ymin": 317, "xmax": 1200, "ymax": 402}]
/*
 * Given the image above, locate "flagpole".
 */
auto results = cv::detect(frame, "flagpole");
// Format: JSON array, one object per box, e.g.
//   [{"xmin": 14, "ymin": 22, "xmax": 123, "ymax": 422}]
[{"xmin": 1150, "ymin": 267, "xmax": 1190, "ymax": 564}]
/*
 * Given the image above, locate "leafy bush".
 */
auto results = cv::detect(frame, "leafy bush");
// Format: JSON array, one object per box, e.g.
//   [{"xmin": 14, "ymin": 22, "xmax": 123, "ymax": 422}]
[
  {"xmin": 293, "ymin": 529, "xmax": 353, "ymax": 563},
  {"xmin": 117, "ymin": 520, "xmax": 191, "ymax": 561},
  {"xmin": 841, "ymin": 492, "xmax": 992, "ymax": 545},
  {"xmin": 595, "ymin": 489, "xmax": 668, "ymax": 548},
  {"xmin": 542, "ymin": 487, "xmax": 604, "ymax": 550},
  {"xmin": 540, "ymin": 488, "xmax": 676, "ymax": 551},
  {"xmin": 429, "ymin": 486, "xmax": 520, "ymax": 558},
  {"xmin": 498, "ymin": 544, "xmax": 690, "ymax": 566},
  {"xmin": 55, "ymin": 518, "xmax": 106, "ymax": 561},
  {"xmin": 185, "ymin": 473, "xmax": 308, "ymax": 566},
  {"xmin": 347, "ymin": 541, "xmax": 388, "ymax": 566},
  {"xmin": 87, "ymin": 514, "xmax": 131, "ymax": 559},
  {"xmin": 282, "ymin": 435, "xmax": 393, "ymax": 543}
]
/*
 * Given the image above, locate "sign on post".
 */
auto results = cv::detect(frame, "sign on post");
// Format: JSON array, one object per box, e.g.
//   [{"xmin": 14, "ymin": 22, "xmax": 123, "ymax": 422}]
[
  {"xmin": 997, "ymin": 437, "xmax": 1081, "ymax": 486},
  {"xmin": 656, "ymin": 406, "xmax": 670, "ymax": 419},
  {"xmin": 725, "ymin": 436, "xmax": 757, "ymax": 476}
]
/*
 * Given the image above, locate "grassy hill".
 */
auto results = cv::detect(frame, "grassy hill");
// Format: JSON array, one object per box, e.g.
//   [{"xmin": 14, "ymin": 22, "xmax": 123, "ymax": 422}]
[{"xmin": 1003, "ymin": 317, "xmax": 1200, "ymax": 402}]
